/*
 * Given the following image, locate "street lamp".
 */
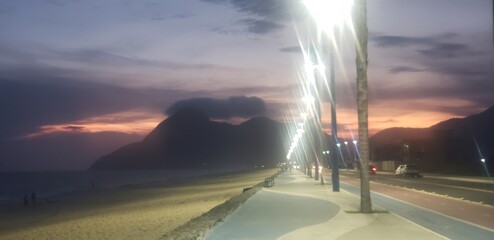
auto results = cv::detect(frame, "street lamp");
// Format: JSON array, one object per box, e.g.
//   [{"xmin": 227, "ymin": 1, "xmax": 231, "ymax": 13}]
[
  {"xmin": 303, "ymin": 0, "xmax": 354, "ymax": 33},
  {"xmin": 480, "ymin": 158, "xmax": 490, "ymax": 177},
  {"xmin": 302, "ymin": 0, "xmax": 354, "ymax": 192},
  {"xmin": 352, "ymin": 140, "xmax": 358, "ymax": 169}
]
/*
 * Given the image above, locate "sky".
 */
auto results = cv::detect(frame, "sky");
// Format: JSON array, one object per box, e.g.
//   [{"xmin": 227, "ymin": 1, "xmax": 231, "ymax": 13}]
[{"xmin": 0, "ymin": 0, "xmax": 493, "ymax": 171}]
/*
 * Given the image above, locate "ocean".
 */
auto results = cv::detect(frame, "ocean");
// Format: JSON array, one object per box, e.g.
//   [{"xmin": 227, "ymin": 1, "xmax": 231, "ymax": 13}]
[{"xmin": 0, "ymin": 168, "xmax": 246, "ymax": 205}]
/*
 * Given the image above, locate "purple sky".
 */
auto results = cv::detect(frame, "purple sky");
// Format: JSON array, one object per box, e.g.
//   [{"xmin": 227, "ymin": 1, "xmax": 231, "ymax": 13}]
[{"xmin": 0, "ymin": 0, "xmax": 493, "ymax": 171}]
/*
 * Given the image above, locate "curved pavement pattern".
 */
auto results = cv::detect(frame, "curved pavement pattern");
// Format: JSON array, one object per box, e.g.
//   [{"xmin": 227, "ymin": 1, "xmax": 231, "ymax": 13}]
[{"xmin": 205, "ymin": 172, "xmax": 446, "ymax": 240}]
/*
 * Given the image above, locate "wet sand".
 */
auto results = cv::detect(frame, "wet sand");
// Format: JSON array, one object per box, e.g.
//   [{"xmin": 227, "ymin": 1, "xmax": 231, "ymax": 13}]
[{"xmin": 0, "ymin": 168, "xmax": 278, "ymax": 240}]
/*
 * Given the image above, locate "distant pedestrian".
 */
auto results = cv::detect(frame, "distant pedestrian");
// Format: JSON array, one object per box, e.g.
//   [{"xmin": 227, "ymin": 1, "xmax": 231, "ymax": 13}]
[
  {"xmin": 23, "ymin": 194, "xmax": 28, "ymax": 207},
  {"xmin": 31, "ymin": 192, "xmax": 36, "ymax": 206}
]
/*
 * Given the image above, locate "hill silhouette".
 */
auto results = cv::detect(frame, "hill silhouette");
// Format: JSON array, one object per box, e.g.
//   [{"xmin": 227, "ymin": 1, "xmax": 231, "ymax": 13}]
[
  {"xmin": 371, "ymin": 106, "xmax": 494, "ymax": 175},
  {"xmin": 89, "ymin": 108, "xmax": 286, "ymax": 170},
  {"xmin": 91, "ymin": 106, "xmax": 494, "ymax": 174}
]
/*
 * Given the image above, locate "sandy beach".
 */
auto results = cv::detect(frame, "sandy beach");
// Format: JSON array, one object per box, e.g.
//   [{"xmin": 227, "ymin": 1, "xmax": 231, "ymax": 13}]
[{"xmin": 0, "ymin": 168, "xmax": 278, "ymax": 240}]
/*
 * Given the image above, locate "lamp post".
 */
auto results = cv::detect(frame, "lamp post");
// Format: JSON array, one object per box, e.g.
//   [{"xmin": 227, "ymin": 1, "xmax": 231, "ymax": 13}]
[
  {"xmin": 353, "ymin": 140, "xmax": 358, "ymax": 169},
  {"xmin": 329, "ymin": 39, "xmax": 340, "ymax": 191},
  {"xmin": 303, "ymin": 0, "xmax": 354, "ymax": 191},
  {"xmin": 480, "ymin": 158, "xmax": 490, "ymax": 177},
  {"xmin": 344, "ymin": 141, "xmax": 349, "ymax": 168},
  {"xmin": 336, "ymin": 142, "xmax": 341, "ymax": 174},
  {"xmin": 302, "ymin": 95, "xmax": 320, "ymax": 180}
]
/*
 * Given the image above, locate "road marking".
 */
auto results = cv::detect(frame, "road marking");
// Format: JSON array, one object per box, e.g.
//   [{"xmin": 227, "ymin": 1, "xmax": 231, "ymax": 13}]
[
  {"xmin": 341, "ymin": 181, "xmax": 494, "ymax": 239},
  {"xmin": 382, "ymin": 177, "xmax": 494, "ymax": 194},
  {"xmin": 341, "ymin": 172, "xmax": 494, "ymax": 208},
  {"xmin": 364, "ymin": 186, "xmax": 494, "ymax": 233}
]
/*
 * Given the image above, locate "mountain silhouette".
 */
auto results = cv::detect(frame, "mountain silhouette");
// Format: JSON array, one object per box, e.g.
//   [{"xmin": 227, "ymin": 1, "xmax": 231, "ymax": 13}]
[
  {"xmin": 371, "ymin": 106, "xmax": 494, "ymax": 175},
  {"xmin": 89, "ymin": 108, "xmax": 286, "ymax": 170}
]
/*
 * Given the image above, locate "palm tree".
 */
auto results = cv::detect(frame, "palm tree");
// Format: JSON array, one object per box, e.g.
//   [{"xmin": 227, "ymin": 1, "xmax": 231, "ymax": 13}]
[{"xmin": 354, "ymin": 0, "xmax": 372, "ymax": 213}]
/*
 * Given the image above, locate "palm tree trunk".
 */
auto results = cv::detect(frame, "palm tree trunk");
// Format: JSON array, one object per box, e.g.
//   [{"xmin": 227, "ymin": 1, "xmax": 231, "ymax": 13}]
[{"xmin": 354, "ymin": 0, "xmax": 372, "ymax": 213}]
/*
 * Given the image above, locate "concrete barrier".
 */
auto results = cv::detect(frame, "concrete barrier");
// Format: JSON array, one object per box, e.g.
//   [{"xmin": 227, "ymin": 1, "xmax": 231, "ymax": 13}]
[{"xmin": 264, "ymin": 177, "xmax": 274, "ymax": 187}]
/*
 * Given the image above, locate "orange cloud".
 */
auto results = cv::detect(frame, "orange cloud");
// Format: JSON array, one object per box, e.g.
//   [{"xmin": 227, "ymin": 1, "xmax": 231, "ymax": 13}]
[{"xmin": 24, "ymin": 110, "xmax": 164, "ymax": 139}]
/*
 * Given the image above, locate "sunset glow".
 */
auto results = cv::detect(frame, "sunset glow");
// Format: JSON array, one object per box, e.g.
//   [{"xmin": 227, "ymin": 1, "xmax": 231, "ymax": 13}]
[
  {"xmin": 0, "ymin": 0, "xmax": 492, "ymax": 171},
  {"xmin": 23, "ymin": 111, "xmax": 164, "ymax": 139}
]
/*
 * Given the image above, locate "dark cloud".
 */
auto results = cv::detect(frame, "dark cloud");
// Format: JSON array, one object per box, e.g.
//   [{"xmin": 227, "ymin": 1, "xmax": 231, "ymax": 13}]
[
  {"xmin": 371, "ymin": 35, "xmax": 433, "ymax": 48},
  {"xmin": 61, "ymin": 49, "xmax": 143, "ymax": 65},
  {"xmin": 371, "ymin": 34, "xmax": 478, "ymax": 59},
  {"xmin": 238, "ymin": 18, "xmax": 284, "ymax": 34},
  {"xmin": 417, "ymin": 43, "xmax": 474, "ymax": 59},
  {"xmin": 370, "ymin": 32, "xmax": 494, "ymax": 115},
  {"xmin": 0, "ymin": 78, "xmax": 202, "ymax": 140},
  {"xmin": 228, "ymin": 0, "xmax": 301, "ymax": 21},
  {"xmin": 220, "ymin": 84, "xmax": 296, "ymax": 100},
  {"xmin": 166, "ymin": 96, "xmax": 266, "ymax": 119},
  {"xmin": 279, "ymin": 46, "xmax": 302, "ymax": 53},
  {"xmin": 213, "ymin": 85, "xmax": 296, "ymax": 121},
  {"xmin": 64, "ymin": 126, "xmax": 85, "ymax": 131},
  {"xmin": 55, "ymin": 49, "xmax": 216, "ymax": 70},
  {"xmin": 389, "ymin": 66, "xmax": 424, "ymax": 74},
  {"xmin": 0, "ymin": 43, "xmax": 217, "ymax": 81},
  {"xmin": 436, "ymin": 32, "xmax": 461, "ymax": 39},
  {"xmin": 201, "ymin": 0, "xmax": 305, "ymax": 34}
]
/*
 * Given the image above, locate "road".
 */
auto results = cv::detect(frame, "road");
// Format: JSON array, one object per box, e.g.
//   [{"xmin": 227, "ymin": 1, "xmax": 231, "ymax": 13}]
[
  {"xmin": 333, "ymin": 169, "xmax": 494, "ymax": 237},
  {"xmin": 339, "ymin": 170, "xmax": 494, "ymax": 206}
]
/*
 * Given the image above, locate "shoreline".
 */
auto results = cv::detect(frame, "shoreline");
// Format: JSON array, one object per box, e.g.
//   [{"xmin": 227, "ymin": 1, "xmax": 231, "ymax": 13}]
[
  {"xmin": 0, "ymin": 168, "xmax": 252, "ymax": 205},
  {"xmin": 0, "ymin": 168, "xmax": 278, "ymax": 240}
]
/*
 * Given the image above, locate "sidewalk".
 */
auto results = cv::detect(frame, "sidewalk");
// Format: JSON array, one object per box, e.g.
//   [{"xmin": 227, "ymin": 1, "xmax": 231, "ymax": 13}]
[{"xmin": 205, "ymin": 171, "xmax": 446, "ymax": 240}]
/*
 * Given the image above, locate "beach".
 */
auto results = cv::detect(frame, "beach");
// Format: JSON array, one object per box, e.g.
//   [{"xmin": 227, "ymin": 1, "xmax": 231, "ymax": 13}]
[{"xmin": 0, "ymin": 168, "xmax": 278, "ymax": 240}]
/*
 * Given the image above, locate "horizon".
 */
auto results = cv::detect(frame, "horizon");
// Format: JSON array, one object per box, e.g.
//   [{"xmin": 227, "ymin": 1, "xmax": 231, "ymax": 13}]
[{"xmin": 1, "ymin": 0, "xmax": 493, "ymax": 171}]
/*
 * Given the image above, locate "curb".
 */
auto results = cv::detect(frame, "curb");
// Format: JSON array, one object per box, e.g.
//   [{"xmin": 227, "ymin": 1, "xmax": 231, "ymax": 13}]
[{"xmin": 160, "ymin": 170, "xmax": 282, "ymax": 240}]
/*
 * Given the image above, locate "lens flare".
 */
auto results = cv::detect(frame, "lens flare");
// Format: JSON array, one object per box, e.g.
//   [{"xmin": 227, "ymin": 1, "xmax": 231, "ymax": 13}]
[{"xmin": 303, "ymin": 0, "xmax": 354, "ymax": 33}]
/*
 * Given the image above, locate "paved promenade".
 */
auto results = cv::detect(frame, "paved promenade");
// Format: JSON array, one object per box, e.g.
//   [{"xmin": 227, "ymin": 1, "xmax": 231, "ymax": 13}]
[{"xmin": 205, "ymin": 171, "xmax": 448, "ymax": 240}]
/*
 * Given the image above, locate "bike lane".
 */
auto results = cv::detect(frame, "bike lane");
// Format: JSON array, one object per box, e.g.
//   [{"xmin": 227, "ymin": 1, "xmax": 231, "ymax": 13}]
[{"xmin": 340, "ymin": 176, "xmax": 494, "ymax": 240}]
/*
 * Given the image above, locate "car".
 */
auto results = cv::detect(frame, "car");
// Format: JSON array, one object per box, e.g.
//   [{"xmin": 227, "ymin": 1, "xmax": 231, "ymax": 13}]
[
  {"xmin": 369, "ymin": 165, "xmax": 377, "ymax": 174},
  {"xmin": 395, "ymin": 164, "xmax": 420, "ymax": 177}
]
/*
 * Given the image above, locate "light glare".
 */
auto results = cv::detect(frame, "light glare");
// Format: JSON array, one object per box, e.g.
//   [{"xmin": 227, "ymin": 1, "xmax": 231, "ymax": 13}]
[{"xmin": 303, "ymin": 0, "xmax": 354, "ymax": 31}]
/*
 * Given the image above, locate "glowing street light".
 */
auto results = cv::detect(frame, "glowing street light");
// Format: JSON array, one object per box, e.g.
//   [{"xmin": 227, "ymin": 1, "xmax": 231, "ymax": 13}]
[
  {"xmin": 303, "ymin": 0, "xmax": 354, "ymax": 33},
  {"xmin": 302, "ymin": 0, "xmax": 354, "ymax": 192},
  {"xmin": 302, "ymin": 95, "xmax": 316, "ymax": 110},
  {"xmin": 480, "ymin": 158, "xmax": 490, "ymax": 177}
]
